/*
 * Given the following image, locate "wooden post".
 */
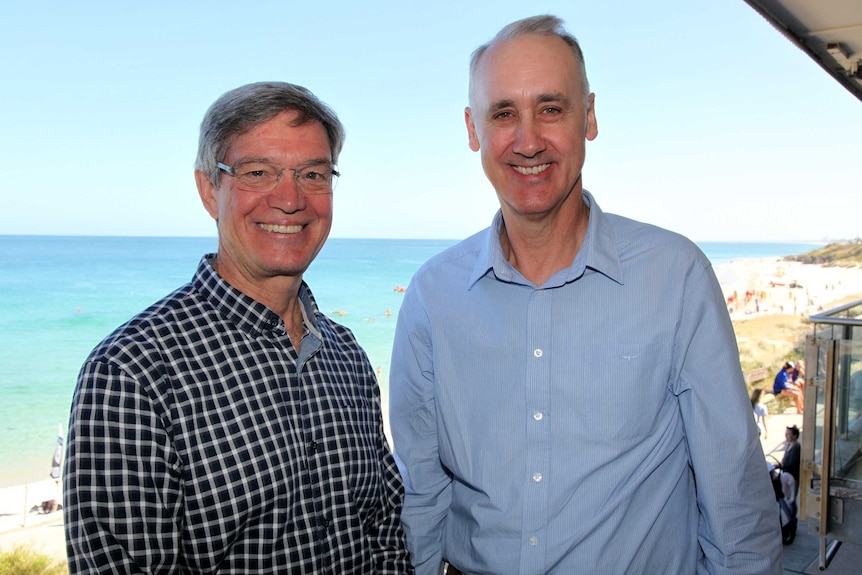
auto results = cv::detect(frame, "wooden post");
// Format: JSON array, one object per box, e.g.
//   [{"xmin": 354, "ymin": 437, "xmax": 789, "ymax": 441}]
[{"xmin": 21, "ymin": 484, "xmax": 28, "ymax": 528}]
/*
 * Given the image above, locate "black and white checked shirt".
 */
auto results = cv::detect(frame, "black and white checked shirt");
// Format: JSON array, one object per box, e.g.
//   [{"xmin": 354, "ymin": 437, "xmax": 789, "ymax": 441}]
[{"xmin": 64, "ymin": 255, "xmax": 413, "ymax": 574}]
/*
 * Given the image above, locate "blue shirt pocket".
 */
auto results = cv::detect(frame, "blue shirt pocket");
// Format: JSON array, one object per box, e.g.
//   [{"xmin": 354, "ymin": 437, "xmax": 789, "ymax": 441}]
[{"xmin": 574, "ymin": 342, "xmax": 672, "ymax": 442}]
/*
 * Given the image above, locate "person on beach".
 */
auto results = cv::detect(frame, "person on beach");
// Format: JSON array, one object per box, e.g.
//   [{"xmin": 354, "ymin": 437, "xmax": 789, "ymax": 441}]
[
  {"xmin": 773, "ymin": 360, "xmax": 804, "ymax": 414},
  {"xmin": 63, "ymin": 82, "xmax": 412, "ymax": 574},
  {"xmin": 389, "ymin": 15, "xmax": 782, "ymax": 574},
  {"xmin": 781, "ymin": 425, "xmax": 801, "ymax": 491},
  {"xmin": 752, "ymin": 388, "xmax": 770, "ymax": 439},
  {"xmin": 792, "ymin": 360, "xmax": 805, "ymax": 385}
]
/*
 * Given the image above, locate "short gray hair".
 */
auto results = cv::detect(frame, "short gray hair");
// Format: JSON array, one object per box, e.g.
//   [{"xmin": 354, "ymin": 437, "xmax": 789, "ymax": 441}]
[
  {"xmin": 195, "ymin": 81, "xmax": 345, "ymax": 186},
  {"xmin": 468, "ymin": 15, "xmax": 590, "ymax": 106}
]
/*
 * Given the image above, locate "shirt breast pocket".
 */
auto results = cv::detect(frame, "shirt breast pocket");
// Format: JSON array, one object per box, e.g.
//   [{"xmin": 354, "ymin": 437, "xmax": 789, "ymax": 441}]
[{"xmin": 575, "ymin": 342, "xmax": 671, "ymax": 442}]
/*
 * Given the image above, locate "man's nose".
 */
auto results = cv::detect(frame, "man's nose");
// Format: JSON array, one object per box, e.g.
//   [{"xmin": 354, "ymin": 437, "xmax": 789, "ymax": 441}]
[
  {"xmin": 268, "ymin": 171, "xmax": 305, "ymax": 212},
  {"xmin": 512, "ymin": 116, "xmax": 544, "ymax": 157}
]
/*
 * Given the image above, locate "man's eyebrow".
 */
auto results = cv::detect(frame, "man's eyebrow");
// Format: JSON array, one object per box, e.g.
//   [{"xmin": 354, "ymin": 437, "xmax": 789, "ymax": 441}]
[
  {"xmin": 233, "ymin": 156, "xmax": 333, "ymax": 166},
  {"xmin": 303, "ymin": 157, "xmax": 335, "ymax": 166},
  {"xmin": 233, "ymin": 156, "xmax": 272, "ymax": 165},
  {"xmin": 535, "ymin": 92, "xmax": 571, "ymax": 107},
  {"xmin": 487, "ymin": 99, "xmax": 516, "ymax": 116},
  {"xmin": 486, "ymin": 93, "xmax": 573, "ymax": 116}
]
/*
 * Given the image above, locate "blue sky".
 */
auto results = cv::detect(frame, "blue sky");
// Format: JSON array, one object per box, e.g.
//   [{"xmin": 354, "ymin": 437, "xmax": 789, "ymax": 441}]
[{"xmin": 1, "ymin": 1, "xmax": 859, "ymax": 242}]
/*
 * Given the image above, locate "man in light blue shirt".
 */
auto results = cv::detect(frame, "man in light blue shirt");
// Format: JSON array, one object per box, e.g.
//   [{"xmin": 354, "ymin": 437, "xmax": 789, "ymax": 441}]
[{"xmin": 389, "ymin": 15, "xmax": 782, "ymax": 575}]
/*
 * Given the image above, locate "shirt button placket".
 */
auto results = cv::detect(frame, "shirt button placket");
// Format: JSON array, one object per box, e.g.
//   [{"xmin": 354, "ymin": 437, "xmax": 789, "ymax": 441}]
[{"xmin": 524, "ymin": 288, "xmax": 551, "ymax": 573}]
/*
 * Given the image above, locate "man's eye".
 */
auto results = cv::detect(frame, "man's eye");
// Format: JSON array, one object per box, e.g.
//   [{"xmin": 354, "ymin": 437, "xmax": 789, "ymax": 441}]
[
  {"xmin": 492, "ymin": 111, "xmax": 514, "ymax": 121},
  {"xmin": 541, "ymin": 107, "xmax": 562, "ymax": 115},
  {"xmin": 239, "ymin": 165, "xmax": 276, "ymax": 179}
]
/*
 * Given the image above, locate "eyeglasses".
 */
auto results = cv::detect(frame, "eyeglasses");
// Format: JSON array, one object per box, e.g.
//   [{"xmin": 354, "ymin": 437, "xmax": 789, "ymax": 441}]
[{"xmin": 217, "ymin": 160, "xmax": 339, "ymax": 194}]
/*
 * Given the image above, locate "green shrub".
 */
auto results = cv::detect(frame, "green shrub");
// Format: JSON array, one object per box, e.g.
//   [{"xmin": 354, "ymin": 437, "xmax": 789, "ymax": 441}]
[{"xmin": 0, "ymin": 545, "xmax": 67, "ymax": 575}]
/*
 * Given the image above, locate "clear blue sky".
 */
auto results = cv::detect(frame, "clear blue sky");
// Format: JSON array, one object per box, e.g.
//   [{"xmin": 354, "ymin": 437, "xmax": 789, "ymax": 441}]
[{"xmin": 1, "ymin": 0, "xmax": 859, "ymax": 242}]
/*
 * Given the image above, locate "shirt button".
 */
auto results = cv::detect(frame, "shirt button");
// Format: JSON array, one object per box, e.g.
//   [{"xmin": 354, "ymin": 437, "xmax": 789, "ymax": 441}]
[
  {"xmin": 529, "ymin": 536, "xmax": 539, "ymax": 546},
  {"xmin": 533, "ymin": 412, "xmax": 543, "ymax": 421},
  {"xmin": 533, "ymin": 348, "xmax": 543, "ymax": 358},
  {"xmin": 309, "ymin": 441, "xmax": 318, "ymax": 453},
  {"xmin": 533, "ymin": 472, "xmax": 543, "ymax": 482}
]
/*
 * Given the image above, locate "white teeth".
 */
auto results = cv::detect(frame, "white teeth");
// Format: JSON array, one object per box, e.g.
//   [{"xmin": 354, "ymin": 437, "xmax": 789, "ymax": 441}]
[
  {"xmin": 513, "ymin": 164, "xmax": 550, "ymax": 175},
  {"xmin": 258, "ymin": 223, "xmax": 302, "ymax": 234}
]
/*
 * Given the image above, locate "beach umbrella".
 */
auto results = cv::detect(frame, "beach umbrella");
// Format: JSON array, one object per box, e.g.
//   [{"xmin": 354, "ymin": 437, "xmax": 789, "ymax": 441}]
[{"xmin": 50, "ymin": 423, "xmax": 63, "ymax": 480}]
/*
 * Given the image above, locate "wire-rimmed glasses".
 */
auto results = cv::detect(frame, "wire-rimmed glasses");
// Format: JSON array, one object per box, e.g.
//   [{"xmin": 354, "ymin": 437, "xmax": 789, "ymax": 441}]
[{"xmin": 217, "ymin": 160, "xmax": 339, "ymax": 194}]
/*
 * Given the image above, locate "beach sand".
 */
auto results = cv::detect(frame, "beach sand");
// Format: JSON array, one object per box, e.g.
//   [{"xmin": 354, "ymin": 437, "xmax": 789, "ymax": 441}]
[
  {"xmin": 716, "ymin": 257, "xmax": 862, "ymax": 322},
  {"xmin": 0, "ymin": 479, "xmax": 65, "ymax": 560},
  {"xmin": 2, "ymin": 257, "xmax": 860, "ymax": 564}
]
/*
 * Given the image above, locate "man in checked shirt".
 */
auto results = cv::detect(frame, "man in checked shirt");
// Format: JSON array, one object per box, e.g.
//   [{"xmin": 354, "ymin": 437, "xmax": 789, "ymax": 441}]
[{"xmin": 63, "ymin": 82, "xmax": 413, "ymax": 574}]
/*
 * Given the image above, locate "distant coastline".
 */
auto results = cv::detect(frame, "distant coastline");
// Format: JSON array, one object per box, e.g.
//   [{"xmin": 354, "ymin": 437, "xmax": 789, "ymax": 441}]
[{"xmin": 0, "ymin": 232, "xmax": 847, "ymax": 244}]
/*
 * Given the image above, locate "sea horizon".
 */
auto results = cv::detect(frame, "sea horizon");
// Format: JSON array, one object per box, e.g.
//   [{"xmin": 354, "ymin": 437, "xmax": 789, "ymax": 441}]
[
  {"xmin": 0, "ymin": 232, "xmax": 840, "ymax": 243},
  {"xmin": 0, "ymin": 236, "xmax": 829, "ymax": 487}
]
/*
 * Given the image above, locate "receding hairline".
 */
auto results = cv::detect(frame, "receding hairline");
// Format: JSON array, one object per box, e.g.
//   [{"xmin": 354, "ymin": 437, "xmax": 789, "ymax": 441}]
[{"xmin": 468, "ymin": 15, "xmax": 590, "ymax": 107}]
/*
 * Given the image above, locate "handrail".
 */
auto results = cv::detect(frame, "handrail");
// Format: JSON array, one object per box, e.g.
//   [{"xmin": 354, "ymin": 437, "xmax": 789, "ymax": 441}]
[{"xmin": 809, "ymin": 298, "xmax": 862, "ymax": 325}]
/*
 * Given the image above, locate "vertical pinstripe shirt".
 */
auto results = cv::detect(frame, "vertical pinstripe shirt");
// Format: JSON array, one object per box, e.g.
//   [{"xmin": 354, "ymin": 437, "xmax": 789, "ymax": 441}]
[
  {"xmin": 390, "ymin": 191, "xmax": 782, "ymax": 574},
  {"xmin": 64, "ymin": 255, "xmax": 412, "ymax": 574}
]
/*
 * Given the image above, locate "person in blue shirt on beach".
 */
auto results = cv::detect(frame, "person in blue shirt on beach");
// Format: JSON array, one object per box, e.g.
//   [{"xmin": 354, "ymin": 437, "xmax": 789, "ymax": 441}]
[
  {"xmin": 389, "ymin": 15, "xmax": 782, "ymax": 575},
  {"xmin": 773, "ymin": 360, "xmax": 804, "ymax": 414}
]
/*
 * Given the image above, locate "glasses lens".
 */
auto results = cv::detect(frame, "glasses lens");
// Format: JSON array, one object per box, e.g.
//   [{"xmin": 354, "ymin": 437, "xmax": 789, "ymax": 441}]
[
  {"xmin": 234, "ymin": 162, "xmax": 279, "ymax": 192},
  {"xmin": 296, "ymin": 164, "xmax": 337, "ymax": 194}
]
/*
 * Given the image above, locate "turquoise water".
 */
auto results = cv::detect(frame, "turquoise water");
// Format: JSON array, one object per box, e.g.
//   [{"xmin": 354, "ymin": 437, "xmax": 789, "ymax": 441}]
[{"xmin": 0, "ymin": 235, "xmax": 819, "ymax": 486}]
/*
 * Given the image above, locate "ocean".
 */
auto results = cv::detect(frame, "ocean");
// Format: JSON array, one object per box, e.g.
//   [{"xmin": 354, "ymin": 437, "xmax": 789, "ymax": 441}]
[{"xmin": 0, "ymin": 235, "xmax": 821, "ymax": 487}]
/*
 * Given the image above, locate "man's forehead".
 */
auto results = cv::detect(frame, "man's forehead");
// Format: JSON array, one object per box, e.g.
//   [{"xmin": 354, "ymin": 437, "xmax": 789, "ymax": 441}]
[
  {"xmin": 229, "ymin": 114, "xmax": 328, "ymax": 145},
  {"xmin": 479, "ymin": 34, "xmax": 575, "ymax": 72},
  {"xmin": 473, "ymin": 35, "xmax": 581, "ymax": 106},
  {"xmin": 223, "ymin": 118, "xmax": 331, "ymax": 163}
]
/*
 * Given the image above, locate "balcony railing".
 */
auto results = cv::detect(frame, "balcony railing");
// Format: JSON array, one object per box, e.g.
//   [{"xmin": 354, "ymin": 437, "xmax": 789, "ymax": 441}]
[{"xmin": 802, "ymin": 298, "xmax": 862, "ymax": 569}]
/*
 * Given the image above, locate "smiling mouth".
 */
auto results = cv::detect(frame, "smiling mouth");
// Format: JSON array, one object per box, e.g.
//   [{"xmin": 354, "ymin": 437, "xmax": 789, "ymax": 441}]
[
  {"xmin": 513, "ymin": 163, "xmax": 550, "ymax": 175},
  {"xmin": 258, "ymin": 223, "xmax": 303, "ymax": 234}
]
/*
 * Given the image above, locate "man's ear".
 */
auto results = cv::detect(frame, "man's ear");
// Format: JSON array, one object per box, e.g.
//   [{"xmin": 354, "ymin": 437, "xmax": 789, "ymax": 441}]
[
  {"xmin": 195, "ymin": 170, "xmax": 219, "ymax": 220},
  {"xmin": 585, "ymin": 93, "xmax": 598, "ymax": 141},
  {"xmin": 465, "ymin": 107, "xmax": 480, "ymax": 152}
]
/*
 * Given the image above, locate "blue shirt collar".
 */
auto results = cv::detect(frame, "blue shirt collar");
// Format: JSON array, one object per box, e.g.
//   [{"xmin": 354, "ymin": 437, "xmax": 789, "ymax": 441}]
[{"xmin": 468, "ymin": 189, "xmax": 624, "ymax": 289}]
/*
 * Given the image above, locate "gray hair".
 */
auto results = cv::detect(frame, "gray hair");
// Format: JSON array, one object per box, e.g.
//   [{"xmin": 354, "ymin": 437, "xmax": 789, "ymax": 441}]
[
  {"xmin": 195, "ymin": 81, "xmax": 346, "ymax": 186},
  {"xmin": 468, "ymin": 15, "xmax": 590, "ymax": 106}
]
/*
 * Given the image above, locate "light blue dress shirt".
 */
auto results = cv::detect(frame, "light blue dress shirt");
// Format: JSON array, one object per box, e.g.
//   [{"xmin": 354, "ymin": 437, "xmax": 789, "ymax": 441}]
[{"xmin": 390, "ymin": 191, "xmax": 782, "ymax": 574}]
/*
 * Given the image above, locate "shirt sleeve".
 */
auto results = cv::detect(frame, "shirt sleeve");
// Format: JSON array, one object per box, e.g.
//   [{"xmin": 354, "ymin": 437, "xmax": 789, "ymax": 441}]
[
  {"xmin": 672, "ymin": 261, "xmax": 783, "ymax": 574},
  {"xmin": 389, "ymin": 287, "xmax": 451, "ymax": 575},
  {"xmin": 64, "ymin": 359, "xmax": 183, "ymax": 574}
]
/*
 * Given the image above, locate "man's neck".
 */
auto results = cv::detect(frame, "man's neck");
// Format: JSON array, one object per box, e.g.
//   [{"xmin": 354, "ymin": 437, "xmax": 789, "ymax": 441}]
[
  {"xmin": 499, "ymin": 202, "xmax": 590, "ymax": 286},
  {"xmin": 212, "ymin": 256, "xmax": 306, "ymax": 347}
]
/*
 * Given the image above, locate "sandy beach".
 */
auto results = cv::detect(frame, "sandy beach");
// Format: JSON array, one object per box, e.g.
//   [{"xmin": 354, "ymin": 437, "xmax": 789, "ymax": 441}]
[
  {"xmin": 716, "ymin": 257, "xmax": 862, "ymax": 322},
  {"xmin": 2, "ymin": 256, "xmax": 860, "ymax": 564},
  {"xmin": 0, "ymin": 479, "xmax": 65, "ymax": 560}
]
